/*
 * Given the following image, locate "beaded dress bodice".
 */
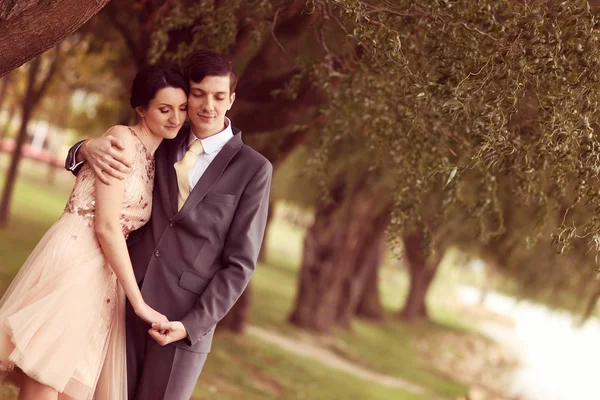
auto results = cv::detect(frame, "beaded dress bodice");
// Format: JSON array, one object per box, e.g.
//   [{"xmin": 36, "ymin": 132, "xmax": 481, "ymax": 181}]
[{"xmin": 64, "ymin": 132, "xmax": 155, "ymax": 238}]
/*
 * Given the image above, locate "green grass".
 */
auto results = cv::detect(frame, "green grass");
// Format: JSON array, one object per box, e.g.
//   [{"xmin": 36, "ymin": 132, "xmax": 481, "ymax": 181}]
[
  {"xmin": 334, "ymin": 320, "xmax": 465, "ymax": 397},
  {"xmin": 0, "ymin": 156, "xmax": 72, "ymax": 291},
  {"xmin": 0, "ymin": 157, "xmax": 468, "ymax": 399},
  {"xmin": 254, "ymin": 219, "xmax": 467, "ymax": 398},
  {"xmin": 194, "ymin": 332, "xmax": 426, "ymax": 400}
]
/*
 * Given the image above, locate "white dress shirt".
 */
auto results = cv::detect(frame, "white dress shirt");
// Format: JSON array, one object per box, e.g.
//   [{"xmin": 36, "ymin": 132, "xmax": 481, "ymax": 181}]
[{"xmin": 178, "ymin": 117, "xmax": 234, "ymax": 190}]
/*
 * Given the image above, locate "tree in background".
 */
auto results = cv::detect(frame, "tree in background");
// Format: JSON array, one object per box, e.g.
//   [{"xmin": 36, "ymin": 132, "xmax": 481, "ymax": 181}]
[
  {"xmin": 0, "ymin": 32, "xmax": 122, "ymax": 226},
  {"xmin": 0, "ymin": 70, "xmax": 20, "ymax": 140},
  {"xmin": 0, "ymin": 46, "xmax": 61, "ymax": 226}
]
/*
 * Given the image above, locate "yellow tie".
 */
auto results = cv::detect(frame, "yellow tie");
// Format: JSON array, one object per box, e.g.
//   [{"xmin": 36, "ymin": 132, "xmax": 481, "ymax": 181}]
[{"xmin": 174, "ymin": 140, "xmax": 204, "ymax": 210}]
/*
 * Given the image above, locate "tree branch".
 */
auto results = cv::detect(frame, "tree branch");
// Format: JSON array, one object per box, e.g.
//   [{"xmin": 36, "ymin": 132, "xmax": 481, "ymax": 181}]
[
  {"xmin": 105, "ymin": 2, "xmax": 145, "ymax": 68},
  {"xmin": 0, "ymin": 0, "xmax": 111, "ymax": 77}
]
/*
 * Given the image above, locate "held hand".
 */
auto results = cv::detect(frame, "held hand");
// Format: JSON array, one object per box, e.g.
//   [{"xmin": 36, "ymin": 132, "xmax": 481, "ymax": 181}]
[
  {"xmin": 84, "ymin": 136, "xmax": 131, "ymax": 184},
  {"xmin": 149, "ymin": 321, "xmax": 188, "ymax": 346},
  {"xmin": 134, "ymin": 303, "xmax": 169, "ymax": 326}
]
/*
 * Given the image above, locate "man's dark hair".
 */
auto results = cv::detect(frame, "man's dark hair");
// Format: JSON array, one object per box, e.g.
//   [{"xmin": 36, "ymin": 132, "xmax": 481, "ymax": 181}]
[
  {"xmin": 183, "ymin": 49, "xmax": 237, "ymax": 93},
  {"xmin": 130, "ymin": 65, "xmax": 189, "ymax": 109}
]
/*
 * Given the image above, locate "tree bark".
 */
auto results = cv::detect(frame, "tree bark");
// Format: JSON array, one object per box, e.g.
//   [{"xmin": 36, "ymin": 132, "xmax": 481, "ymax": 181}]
[
  {"xmin": 353, "ymin": 228, "xmax": 386, "ymax": 321},
  {"xmin": 288, "ymin": 192, "xmax": 344, "ymax": 333},
  {"xmin": 228, "ymin": 0, "xmax": 325, "ymax": 139},
  {"xmin": 0, "ymin": 0, "xmax": 111, "ymax": 77},
  {"xmin": 257, "ymin": 199, "xmax": 275, "ymax": 263},
  {"xmin": 289, "ymin": 180, "xmax": 389, "ymax": 333},
  {"xmin": 219, "ymin": 284, "xmax": 252, "ymax": 334},
  {"xmin": 399, "ymin": 232, "xmax": 442, "ymax": 323},
  {"xmin": 479, "ymin": 260, "xmax": 498, "ymax": 306},
  {"xmin": 0, "ymin": 105, "xmax": 16, "ymax": 141},
  {"xmin": 0, "ymin": 72, "xmax": 12, "ymax": 111},
  {"xmin": 355, "ymin": 262, "xmax": 384, "ymax": 321},
  {"xmin": 336, "ymin": 207, "xmax": 389, "ymax": 327}
]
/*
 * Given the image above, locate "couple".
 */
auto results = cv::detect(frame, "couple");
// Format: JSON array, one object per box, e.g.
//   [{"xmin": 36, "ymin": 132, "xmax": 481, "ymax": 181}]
[{"xmin": 0, "ymin": 50, "xmax": 272, "ymax": 399}]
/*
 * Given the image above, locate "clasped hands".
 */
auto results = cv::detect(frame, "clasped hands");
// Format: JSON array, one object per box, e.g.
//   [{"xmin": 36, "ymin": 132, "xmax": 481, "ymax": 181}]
[{"xmin": 135, "ymin": 302, "xmax": 187, "ymax": 346}]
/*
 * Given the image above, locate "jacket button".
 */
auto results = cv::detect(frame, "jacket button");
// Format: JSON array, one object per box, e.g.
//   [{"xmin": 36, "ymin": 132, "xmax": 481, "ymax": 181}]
[{"xmin": 154, "ymin": 250, "xmax": 161, "ymax": 257}]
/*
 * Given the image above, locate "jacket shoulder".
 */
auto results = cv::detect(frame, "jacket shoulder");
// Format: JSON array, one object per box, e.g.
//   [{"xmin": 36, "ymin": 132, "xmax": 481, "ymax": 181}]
[{"xmin": 237, "ymin": 144, "xmax": 271, "ymax": 169}]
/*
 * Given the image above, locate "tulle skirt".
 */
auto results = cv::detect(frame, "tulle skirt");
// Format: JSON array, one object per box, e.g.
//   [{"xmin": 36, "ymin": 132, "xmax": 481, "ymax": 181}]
[{"xmin": 0, "ymin": 213, "xmax": 127, "ymax": 399}]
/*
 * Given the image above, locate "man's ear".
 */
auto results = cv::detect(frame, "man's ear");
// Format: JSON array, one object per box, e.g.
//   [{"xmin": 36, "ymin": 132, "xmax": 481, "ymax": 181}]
[{"xmin": 228, "ymin": 92, "xmax": 236, "ymax": 111}]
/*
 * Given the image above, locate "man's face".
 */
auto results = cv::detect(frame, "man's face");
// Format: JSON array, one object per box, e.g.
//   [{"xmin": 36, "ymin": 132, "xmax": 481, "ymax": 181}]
[{"xmin": 187, "ymin": 75, "xmax": 235, "ymax": 138}]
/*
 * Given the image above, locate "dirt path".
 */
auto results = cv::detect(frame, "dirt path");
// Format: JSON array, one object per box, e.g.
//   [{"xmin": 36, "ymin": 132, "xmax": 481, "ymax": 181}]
[{"xmin": 247, "ymin": 325, "xmax": 443, "ymax": 399}]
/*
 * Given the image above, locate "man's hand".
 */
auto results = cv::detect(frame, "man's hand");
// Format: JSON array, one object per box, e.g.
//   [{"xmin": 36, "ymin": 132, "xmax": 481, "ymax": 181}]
[
  {"xmin": 149, "ymin": 321, "xmax": 188, "ymax": 346},
  {"xmin": 83, "ymin": 136, "xmax": 132, "ymax": 184}
]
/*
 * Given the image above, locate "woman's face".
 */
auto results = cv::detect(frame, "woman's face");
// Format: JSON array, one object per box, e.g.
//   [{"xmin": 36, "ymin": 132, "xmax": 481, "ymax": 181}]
[{"xmin": 139, "ymin": 86, "xmax": 188, "ymax": 139}]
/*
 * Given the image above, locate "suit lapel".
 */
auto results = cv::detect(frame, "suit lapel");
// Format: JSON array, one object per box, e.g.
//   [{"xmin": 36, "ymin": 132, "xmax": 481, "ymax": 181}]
[{"xmin": 173, "ymin": 129, "xmax": 243, "ymax": 222}]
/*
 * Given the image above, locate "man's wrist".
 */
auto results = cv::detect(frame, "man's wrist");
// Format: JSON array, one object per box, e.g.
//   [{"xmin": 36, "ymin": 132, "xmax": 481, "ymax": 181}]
[
  {"xmin": 79, "ymin": 139, "xmax": 90, "ymax": 161},
  {"xmin": 177, "ymin": 321, "xmax": 189, "ymax": 338}
]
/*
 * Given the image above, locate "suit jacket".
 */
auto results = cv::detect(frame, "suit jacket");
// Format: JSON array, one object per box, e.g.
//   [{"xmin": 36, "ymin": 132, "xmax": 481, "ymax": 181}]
[{"xmin": 66, "ymin": 124, "xmax": 272, "ymax": 353}]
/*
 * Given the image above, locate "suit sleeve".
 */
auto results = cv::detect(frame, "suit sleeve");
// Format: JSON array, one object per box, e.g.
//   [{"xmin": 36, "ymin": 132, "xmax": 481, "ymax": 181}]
[
  {"xmin": 180, "ymin": 159, "xmax": 272, "ymax": 345},
  {"xmin": 64, "ymin": 140, "xmax": 86, "ymax": 176}
]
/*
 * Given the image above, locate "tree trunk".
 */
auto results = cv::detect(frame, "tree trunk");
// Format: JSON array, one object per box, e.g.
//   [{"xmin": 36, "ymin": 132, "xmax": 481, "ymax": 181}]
[
  {"xmin": 336, "ymin": 207, "xmax": 389, "ymax": 327},
  {"xmin": 577, "ymin": 287, "xmax": 600, "ymax": 326},
  {"xmin": 227, "ymin": 0, "xmax": 325, "ymax": 167},
  {"xmin": 257, "ymin": 199, "xmax": 275, "ymax": 263},
  {"xmin": 219, "ymin": 284, "xmax": 252, "ymax": 334},
  {"xmin": 399, "ymin": 232, "xmax": 441, "ymax": 323},
  {"xmin": 0, "ymin": 106, "xmax": 16, "ymax": 141},
  {"xmin": 0, "ymin": 102, "xmax": 33, "ymax": 226},
  {"xmin": 479, "ymin": 261, "xmax": 497, "ymax": 307},
  {"xmin": 289, "ymin": 180, "xmax": 389, "ymax": 333},
  {"xmin": 0, "ymin": 52, "xmax": 57, "ymax": 226},
  {"xmin": 0, "ymin": 0, "xmax": 111, "ymax": 76},
  {"xmin": 288, "ymin": 195, "xmax": 344, "ymax": 333},
  {"xmin": 45, "ymin": 126, "xmax": 58, "ymax": 184},
  {"xmin": 354, "ymin": 242, "xmax": 385, "ymax": 321},
  {"xmin": 0, "ymin": 73, "xmax": 11, "ymax": 110}
]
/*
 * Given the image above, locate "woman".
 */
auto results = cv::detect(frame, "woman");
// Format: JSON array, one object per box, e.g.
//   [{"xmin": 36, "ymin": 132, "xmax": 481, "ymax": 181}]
[{"xmin": 0, "ymin": 65, "xmax": 189, "ymax": 400}]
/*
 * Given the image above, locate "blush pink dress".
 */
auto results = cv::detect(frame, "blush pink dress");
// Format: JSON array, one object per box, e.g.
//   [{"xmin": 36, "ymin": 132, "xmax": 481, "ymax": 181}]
[{"xmin": 0, "ymin": 129, "xmax": 155, "ymax": 400}]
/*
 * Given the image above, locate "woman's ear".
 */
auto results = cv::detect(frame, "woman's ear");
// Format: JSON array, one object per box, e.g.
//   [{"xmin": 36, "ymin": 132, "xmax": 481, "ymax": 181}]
[{"xmin": 135, "ymin": 106, "xmax": 146, "ymax": 119}]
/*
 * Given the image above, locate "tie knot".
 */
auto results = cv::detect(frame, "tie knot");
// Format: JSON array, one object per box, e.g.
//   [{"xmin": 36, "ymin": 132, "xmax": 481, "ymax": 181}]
[{"xmin": 188, "ymin": 140, "xmax": 204, "ymax": 156}]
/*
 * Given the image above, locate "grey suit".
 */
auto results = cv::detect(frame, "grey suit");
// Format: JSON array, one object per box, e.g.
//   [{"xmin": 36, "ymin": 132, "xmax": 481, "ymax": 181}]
[{"xmin": 66, "ymin": 124, "xmax": 272, "ymax": 399}]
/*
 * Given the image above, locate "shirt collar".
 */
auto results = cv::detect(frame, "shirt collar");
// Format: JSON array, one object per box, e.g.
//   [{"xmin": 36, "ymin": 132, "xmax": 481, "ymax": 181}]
[{"xmin": 188, "ymin": 117, "xmax": 234, "ymax": 154}]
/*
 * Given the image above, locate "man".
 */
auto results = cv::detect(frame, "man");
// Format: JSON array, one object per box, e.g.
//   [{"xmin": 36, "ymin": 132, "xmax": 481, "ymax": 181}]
[{"xmin": 65, "ymin": 50, "xmax": 272, "ymax": 399}]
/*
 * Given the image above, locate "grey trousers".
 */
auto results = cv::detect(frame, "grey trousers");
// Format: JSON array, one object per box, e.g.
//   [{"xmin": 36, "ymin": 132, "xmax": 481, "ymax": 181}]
[{"xmin": 126, "ymin": 301, "xmax": 208, "ymax": 400}]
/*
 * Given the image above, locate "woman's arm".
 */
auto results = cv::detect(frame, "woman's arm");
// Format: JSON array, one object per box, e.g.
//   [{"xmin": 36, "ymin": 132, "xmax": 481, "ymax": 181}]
[{"xmin": 94, "ymin": 126, "xmax": 166, "ymax": 325}]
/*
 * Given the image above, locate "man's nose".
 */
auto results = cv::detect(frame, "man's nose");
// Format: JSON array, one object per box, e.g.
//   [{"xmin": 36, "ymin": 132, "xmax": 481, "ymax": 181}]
[{"xmin": 203, "ymin": 97, "xmax": 214, "ymax": 112}]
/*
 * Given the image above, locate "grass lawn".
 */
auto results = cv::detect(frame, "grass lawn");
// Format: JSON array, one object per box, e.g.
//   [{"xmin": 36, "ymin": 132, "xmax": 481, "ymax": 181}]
[
  {"xmin": 0, "ymin": 157, "xmax": 73, "ymax": 293},
  {"xmin": 256, "ymin": 219, "xmax": 468, "ymax": 398},
  {"xmin": 0, "ymin": 156, "xmax": 467, "ymax": 399},
  {"xmin": 194, "ymin": 332, "xmax": 426, "ymax": 400}
]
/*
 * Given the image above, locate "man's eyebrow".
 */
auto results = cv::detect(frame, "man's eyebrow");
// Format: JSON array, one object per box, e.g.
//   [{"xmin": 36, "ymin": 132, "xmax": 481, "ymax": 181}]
[{"xmin": 190, "ymin": 87, "xmax": 227, "ymax": 93}]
